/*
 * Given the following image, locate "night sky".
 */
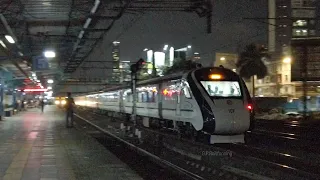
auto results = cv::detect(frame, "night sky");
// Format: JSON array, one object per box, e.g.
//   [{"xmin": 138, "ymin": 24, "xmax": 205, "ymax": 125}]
[{"xmin": 100, "ymin": 0, "xmax": 267, "ymax": 67}]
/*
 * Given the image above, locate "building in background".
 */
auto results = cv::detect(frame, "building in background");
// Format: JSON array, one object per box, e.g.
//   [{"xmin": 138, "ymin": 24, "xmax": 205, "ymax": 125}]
[
  {"xmin": 119, "ymin": 61, "xmax": 131, "ymax": 83},
  {"xmin": 111, "ymin": 41, "xmax": 120, "ymax": 83},
  {"xmin": 214, "ymin": 53, "xmax": 237, "ymax": 71},
  {"xmin": 254, "ymin": 58, "xmax": 294, "ymax": 97},
  {"xmin": 268, "ymin": 0, "xmax": 317, "ymax": 56},
  {"xmin": 266, "ymin": 0, "xmax": 318, "ymax": 98},
  {"xmin": 192, "ymin": 52, "xmax": 201, "ymax": 61}
]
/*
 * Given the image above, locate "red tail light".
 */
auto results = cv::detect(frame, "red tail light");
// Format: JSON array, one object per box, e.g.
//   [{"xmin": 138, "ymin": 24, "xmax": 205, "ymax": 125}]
[{"xmin": 247, "ymin": 105, "xmax": 252, "ymax": 110}]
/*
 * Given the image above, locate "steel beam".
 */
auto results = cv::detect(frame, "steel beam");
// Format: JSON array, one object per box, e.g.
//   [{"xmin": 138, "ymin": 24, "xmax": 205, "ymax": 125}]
[{"xmin": 27, "ymin": 19, "xmax": 86, "ymax": 27}]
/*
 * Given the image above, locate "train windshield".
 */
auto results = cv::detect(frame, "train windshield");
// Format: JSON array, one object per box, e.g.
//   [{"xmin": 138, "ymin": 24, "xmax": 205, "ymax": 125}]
[{"xmin": 200, "ymin": 81, "xmax": 241, "ymax": 98}]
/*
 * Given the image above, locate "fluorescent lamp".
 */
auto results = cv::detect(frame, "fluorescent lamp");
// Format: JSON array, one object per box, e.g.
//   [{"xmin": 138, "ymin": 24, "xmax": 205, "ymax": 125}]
[
  {"xmin": 5, "ymin": 35, "xmax": 15, "ymax": 44},
  {"xmin": 24, "ymin": 89, "xmax": 48, "ymax": 92},
  {"xmin": 48, "ymin": 86, "xmax": 52, "ymax": 90},
  {"xmin": 47, "ymin": 79, "xmax": 54, "ymax": 84},
  {"xmin": 0, "ymin": 40, "xmax": 6, "ymax": 48},
  {"xmin": 44, "ymin": 51, "xmax": 55, "ymax": 58},
  {"xmin": 83, "ymin": 18, "xmax": 92, "ymax": 28},
  {"xmin": 163, "ymin": 45, "xmax": 168, "ymax": 51}
]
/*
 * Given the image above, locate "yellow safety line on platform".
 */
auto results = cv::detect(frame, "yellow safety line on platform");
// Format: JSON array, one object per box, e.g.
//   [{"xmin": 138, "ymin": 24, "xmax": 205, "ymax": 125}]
[{"xmin": 2, "ymin": 143, "xmax": 33, "ymax": 180}]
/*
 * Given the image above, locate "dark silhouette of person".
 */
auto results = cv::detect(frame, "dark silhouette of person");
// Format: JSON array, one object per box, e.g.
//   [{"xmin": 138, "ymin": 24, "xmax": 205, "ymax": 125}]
[
  {"xmin": 21, "ymin": 99, "xmax": 25, "ymax": 111},
  {"xmin": 207, "ymin": 85, "xmax": 214, "ymax": 95},
  {"xmin": 231, "ymin": 87, "xmax": 235, "ymax": 95},
  {"xmin": 214, "ymin": 86, "xmax": 219, "ymax": 94},
  {"xmin": 40, "ymin": 99, "xmax": 45, "ymax": 113},
  {"xmin": 66, "ymin": 92, "xmax": 75, "ymax": 128}
]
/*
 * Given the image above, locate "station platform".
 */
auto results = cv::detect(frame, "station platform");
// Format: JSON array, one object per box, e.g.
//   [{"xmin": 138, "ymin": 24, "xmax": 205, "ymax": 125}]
[{"xmin": 0, "ymin": 106, "xmax": 143, "ymax": 180}]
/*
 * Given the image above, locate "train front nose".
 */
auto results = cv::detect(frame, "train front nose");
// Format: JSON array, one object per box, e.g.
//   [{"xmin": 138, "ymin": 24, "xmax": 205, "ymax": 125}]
[{"xmin": 212, "ymin": 99, "xmax": 250, "ymax": 134}]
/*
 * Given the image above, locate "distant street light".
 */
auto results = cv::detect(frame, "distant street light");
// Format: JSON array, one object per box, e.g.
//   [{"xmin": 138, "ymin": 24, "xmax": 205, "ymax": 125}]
[
  {"xmin": 143, "ymin": 48, "xmax": 148, "ymax": 51},
  {"xmin": 283, "ymin": 57, "xmax": 291, "ymax": 64},
  {"xmin": 5, "ymin": 35, "xmax": 15, "ymax": 44},
  {"xmin": 44, "ymin": 51, "xmax": 55, "ymax": 58},
  {"xmin": 187, "ymin": 45, "xmax": 192, "ymax": 48}
]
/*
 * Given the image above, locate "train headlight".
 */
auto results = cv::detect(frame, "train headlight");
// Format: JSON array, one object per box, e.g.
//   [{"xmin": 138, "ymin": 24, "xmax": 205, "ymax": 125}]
[
  {"xmin": 61, "ymin": 100, "xmax": 66, "ymax": 105},
  {"xmin": 55, "ymin": 100, "xmax": 60, "ymax": 105},
  {"xmin": 209, "ymin": 74, "xmax": 222, "ymax": 80}
]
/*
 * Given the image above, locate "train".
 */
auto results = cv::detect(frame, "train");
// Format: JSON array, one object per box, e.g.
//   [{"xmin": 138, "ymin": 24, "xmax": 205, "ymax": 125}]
[
  {"xmin": 74, "ymin": 67, "xmax": 254, "ymax": 144},
  {"xmin": 54, "ymin": 97, "xmax": 67, "ymax": 108}
]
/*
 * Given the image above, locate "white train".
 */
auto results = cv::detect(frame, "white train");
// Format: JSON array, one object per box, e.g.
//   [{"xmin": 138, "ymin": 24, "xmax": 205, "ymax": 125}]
[{"xmin": 74, "ymin": 67, "xmax": 254, "ymax": 143}]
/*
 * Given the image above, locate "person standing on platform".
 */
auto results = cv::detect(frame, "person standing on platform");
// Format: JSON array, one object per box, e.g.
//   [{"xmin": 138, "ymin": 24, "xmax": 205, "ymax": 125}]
[
  {"xmin": 40, "ymin": 99, "xmax": 45, "ymax": 113},
  {"xmin": 21, "ymin": 99, "xmax": 25, "ymax": 111},
  {"xmin": 66, "ymin": 92, "xmax": 75, "ymax": 128}
]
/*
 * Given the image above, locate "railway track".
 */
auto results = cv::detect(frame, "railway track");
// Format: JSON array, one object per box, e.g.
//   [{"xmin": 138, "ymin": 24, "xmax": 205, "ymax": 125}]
[
  {"xmin": 73, "ymin": 114, "xmax": 198, "ymax": 180},
  {"xmin": 254, "ymin": 119, "xmax": 320, "ymax": 138},
  {"xmin": 73, "ymin": 108, "xmax": 320, "ymax": 180}
]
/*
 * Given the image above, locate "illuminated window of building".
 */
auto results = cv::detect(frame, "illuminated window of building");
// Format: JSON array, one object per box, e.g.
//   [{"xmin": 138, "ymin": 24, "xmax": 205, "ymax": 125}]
[
  {"xmin": 293, "ymin": 29, "xmax": 308, "ymax": 36},
  {"xmin": 302, "ymin": 29, "xmax": 308, "ymax": 36},
  {"xmin": 293, "ymin": 20, "xmax": 307, "ymax": 26}
]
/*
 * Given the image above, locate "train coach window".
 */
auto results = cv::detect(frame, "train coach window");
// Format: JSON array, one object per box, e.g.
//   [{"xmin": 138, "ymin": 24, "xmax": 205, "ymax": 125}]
[{"xmin": 200, "ymin": 81, "xmax": 242, "ymax": 97}]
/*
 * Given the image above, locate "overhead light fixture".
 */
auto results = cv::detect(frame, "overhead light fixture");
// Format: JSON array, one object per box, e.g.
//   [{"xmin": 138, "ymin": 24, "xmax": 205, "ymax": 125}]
[
  {"xmin": 187, "ymin": 45, "xmax": 192, "ymax": 48},
  {"xmin": 5, "ymin": 35, "xmax": 15, "ymax": 44},
  {"xmin": 113, "ymin": 41, "xmax": 120, "ymax": 45},
  {"xmin": 32, "ymin": 73, "xmax": 36, "ymax": 77},
  {"xmin": 143, "ymin": 48, "xmax": 148, "ymax": 51},
  {"xmin": 83, "ymin": 18, "xmax": 92, "ymax": 28},
  {"xmin": 91, "ymin": 0, "xmax": 100, "ymax": 13},
  {"xmin": 24, "ymin": 89, "xmax": 48, "ymax": 92},
  {"xmin": 42, "ymin": 2, "xmax": 51, "ymax": 5},
  {"xmin": 48, "ymin": 86, "xmax": 52, "ymax": 90},
  {"xmin": 0, "ymin": 40, "xmax": 6, "ymax": 48},
  {"xmin": 44, "ymin": 51, "xmax": 55, "ymax": 58},
  {"xmin": 47, "ymin": 79, "xmax": 54, "ymax": 84},
  {"xmin": 163, "ymin": 45, "xmax": 168, "ymax": 51},
  {"xmin": 36, "ymin": 80, "xmax": 40, "ymax": 82}
]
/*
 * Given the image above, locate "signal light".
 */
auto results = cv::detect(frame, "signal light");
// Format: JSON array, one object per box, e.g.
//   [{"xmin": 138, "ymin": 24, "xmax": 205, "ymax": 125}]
[
  {"xmin": 131, "ymin": 58, "xmax": 146, "ymax": 73},
  {"xmin": 247, "ymin": 105, "xmax": 253, "ymax": 110}
]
